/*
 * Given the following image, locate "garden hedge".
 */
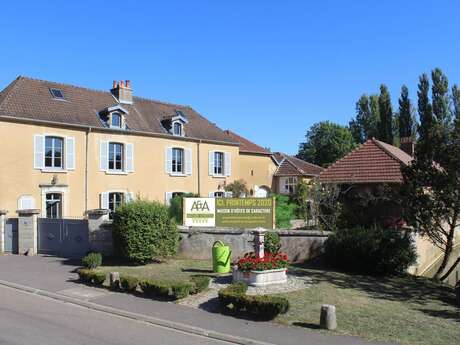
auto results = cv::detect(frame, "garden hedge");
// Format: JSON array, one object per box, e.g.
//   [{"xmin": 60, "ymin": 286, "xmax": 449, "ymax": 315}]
[
  {"xmin": 120, "ymin": 275, "xmax": 139, "ymax": 292},
  {"xmin": 81, "ymin": 252, "xmax": 102, "ymax": 269},
  {"xmin": 112, "ymin": 200, "xmax": 180, "ymax": 264},
  {"xmin": 218, "ymin": 282, "xmax": 289, "ymax": 319},
  {"xmin": 77, "ymin": 269, "xmax": 106, "ymax": 286},
  {"xmin": 324, "ymin": 225, "xmax": 417, "ymax": 275},
  {"xmin": 139, "ymin": 279, "xmax": 195, "ymax": 300}
]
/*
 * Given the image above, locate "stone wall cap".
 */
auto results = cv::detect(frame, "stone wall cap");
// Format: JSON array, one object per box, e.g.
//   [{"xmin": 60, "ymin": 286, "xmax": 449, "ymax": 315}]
[
  {"xmin": 16, "ymin": 209, "xmax": 41, "ymax": 215},
  {"xmin": 86, "ymin": 209, "xmax": 110, "ymax": 215},
  {"xmin": 0, "ymin": 209, "xmax": 8, "ymax": 215}
]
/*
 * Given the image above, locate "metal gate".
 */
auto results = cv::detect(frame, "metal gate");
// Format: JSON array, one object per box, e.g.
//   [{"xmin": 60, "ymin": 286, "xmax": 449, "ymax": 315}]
[
  {"xmin": 4, "ymin": 218, "xmax": 18, "ymax": 253},
  {"xmin": 37, "ymin": 218, "xmax": 89, "ymax": 258}
]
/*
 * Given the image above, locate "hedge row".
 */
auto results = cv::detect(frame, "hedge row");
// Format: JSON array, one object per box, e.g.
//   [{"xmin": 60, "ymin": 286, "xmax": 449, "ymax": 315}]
[
  {"xmin": 78, "ymin": 270, "xmax": 211, "ymax": 301},
  {"xmin": 77, "ymin": 268, "xmax": 106, "ymax": 286},
  {"xmin": 218, "ymin": 282, "xmax": 289, "ymax": 320}
]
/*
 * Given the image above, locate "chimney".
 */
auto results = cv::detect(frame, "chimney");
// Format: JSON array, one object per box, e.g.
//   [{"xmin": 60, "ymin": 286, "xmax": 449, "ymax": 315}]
[
  {"xmin": 110, "ymin": 80, "xmax": 133, "ymax": 104},
  {"xmin": 400, "ymin": 137, "xmax": 415, "ymax": 156}
]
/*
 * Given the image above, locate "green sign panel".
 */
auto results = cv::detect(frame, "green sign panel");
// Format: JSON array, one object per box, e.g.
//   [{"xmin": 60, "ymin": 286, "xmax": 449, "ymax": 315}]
[{"xmin": 215, "ymin": 198, "xmax": 274, "ymax": 229}]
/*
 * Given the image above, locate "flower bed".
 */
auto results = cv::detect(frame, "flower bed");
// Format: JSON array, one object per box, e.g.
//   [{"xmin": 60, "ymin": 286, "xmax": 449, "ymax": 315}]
[{"xmin": 233, "ymin": 252, "xmax": 289, "ymax": 287}]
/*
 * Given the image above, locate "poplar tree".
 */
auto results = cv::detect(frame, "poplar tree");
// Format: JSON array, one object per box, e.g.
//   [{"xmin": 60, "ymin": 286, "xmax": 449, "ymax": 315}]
[
  {"xmin": 349, "ymin": 94, "xmax": 380, "ymax": 143},
  {"xmin": 398, "ymin": 85, "xmax": 413, "ymax": 138},
  {"xmin": 377, "ymin": 85, "xmax": 394, "ymax": 144}
]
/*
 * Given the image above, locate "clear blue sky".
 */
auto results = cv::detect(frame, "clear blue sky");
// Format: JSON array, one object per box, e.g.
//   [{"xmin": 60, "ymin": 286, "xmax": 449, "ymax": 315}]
[{"xmin": 1, "ymin": 1, "xmax": 459, "ymax": 154}]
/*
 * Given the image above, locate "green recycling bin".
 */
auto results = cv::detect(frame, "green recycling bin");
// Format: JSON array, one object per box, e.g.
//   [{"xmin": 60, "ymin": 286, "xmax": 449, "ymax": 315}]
[{"xmin": 212, "ymin": 241, "xmax": 231, "ymax": 273}]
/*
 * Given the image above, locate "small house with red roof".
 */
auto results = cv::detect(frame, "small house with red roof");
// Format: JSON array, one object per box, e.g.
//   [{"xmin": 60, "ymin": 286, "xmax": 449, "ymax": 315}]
[{"xmin": 272, "ymin": 152, "xmax": 324, "ymax": 195}]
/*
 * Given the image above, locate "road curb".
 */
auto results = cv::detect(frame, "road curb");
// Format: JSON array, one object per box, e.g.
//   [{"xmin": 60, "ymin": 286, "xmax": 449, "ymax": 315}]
[{"xmin": 0, "ymin": 279, "xmax": 274, "ymax": 345}]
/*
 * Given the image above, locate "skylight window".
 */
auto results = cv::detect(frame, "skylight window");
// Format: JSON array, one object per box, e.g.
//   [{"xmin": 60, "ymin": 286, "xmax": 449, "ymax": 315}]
[{"xmin": 49, "ymin": 88, "xmax": 65, "ymax": 100}]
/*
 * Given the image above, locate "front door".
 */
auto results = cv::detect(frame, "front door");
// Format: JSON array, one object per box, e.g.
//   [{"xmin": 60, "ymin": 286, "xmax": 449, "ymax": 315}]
[{"xmin": 4, "ymin": 218, "xmax": 18, "ymax": 253}]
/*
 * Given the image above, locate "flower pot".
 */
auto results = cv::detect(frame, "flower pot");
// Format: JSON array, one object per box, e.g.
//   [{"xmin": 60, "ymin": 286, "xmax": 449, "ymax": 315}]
[{"xmin": 233, "ymin": 268, "xmax": 287, "ymax": 287}]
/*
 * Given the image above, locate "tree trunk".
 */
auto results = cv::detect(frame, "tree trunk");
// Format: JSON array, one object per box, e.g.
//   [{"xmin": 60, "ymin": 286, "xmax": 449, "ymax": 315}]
[
  {"xmin": 439, "ymin": 256, "xmax": 460, "ymax": 282},
  {"xmin": 433, "ymin": 227, "xmax": 455, "ymax": 280}
]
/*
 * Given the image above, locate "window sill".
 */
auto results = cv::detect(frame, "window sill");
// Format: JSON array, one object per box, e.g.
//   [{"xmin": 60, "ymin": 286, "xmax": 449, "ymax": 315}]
[
  {"xmin": 211, "ymin": 174, "xmax": 227, "ymax": 178},
  {"xmin": 169, "ymin": 173, "xmax": 189, "ymax": 177},
  {"xmin": 105, "ymin": 170, "xmax": 128, "ymax": 175},
  {"xmin": 41, "ymin": 168, "xmax": 67, "ymax": 174}
]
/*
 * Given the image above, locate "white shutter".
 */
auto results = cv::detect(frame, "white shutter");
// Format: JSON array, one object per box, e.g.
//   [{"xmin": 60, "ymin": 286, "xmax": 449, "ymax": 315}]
[
  {"xmin": 65, "ymin": 137, "xmax": 75, "ymax": 170},
  {"xmin": 165, "ymin": 192, "xmax": 173, "ymax": 206},
  {"xmin": 225, "ymin": 191, "xmax": 233, "ymax": 198},
  {"xmin": 125, "ymin": 192, "xmax": 135, "ymax": 203},
  {"xmin": 100, "ymin": 141, "xmax": 108, "ymax": 171},
  {"xmin": 185, "ymin": 148, "xmax": 192, "ymax": 175},
  {"xmin": 165, "ymin": 147, "xmax": 172, "ymax": 174},
  {"xmin": 100, "ymin": 192, "xmax": 109, "ymax": 209},
  {"xmin": 208, "ymin": 192, "xmax": 215, "ymax": 197},
  {"xmin": 34, "ymin": 135, "xmax": 45, "ymax": 169},
  {"xmin": 224, "ymin": 152, "xmax": 231, "ymax": 176},
  {"xmin": 208, "ymin": 151, "xmax": 214, "ymax": 176},
  {"xmin": 125, "ymin": 143, "xmax": 134, "ymax": 172}
]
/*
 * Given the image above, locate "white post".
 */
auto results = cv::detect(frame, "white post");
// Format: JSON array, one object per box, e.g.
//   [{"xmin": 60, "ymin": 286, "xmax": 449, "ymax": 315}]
[
  {"xmin": 252, "ymin": 227, "xmax": 267, "ymax": 259},
  {"xmin": 0, "ymin": 210, "xmax": 7, "ymax": 253}
]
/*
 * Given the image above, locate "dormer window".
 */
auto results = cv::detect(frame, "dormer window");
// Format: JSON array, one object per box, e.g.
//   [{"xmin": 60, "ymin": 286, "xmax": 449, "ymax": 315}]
[
  {"xmin": 111, "ymin": 112, "xmax": 122, "ymax": 128},
  {"xmin": 173, "ymin": 121, "xmax": 183, "ymax": 136}
]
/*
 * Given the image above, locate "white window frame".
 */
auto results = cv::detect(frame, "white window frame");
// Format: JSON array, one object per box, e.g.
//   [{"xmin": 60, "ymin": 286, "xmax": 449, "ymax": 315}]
[
  {"xmin": 108, "ymin": 142, "xmax": 124, "ymax": 172},
  {"xmin": 171, "ymin": 147, "xmax": 184, "ymax": 174},
  {"xmin": 110, "ymin": 112, "xmax": 123, "ymax": 129},
  {"xmin": 213, "ymin": 151, "xmax": 224, "ymax": 176},
  {"xmin": 40, "ymin": 186, "xmax": 68, "ymax": 218},
  {"xmin": 100, "ymin": 189, "xmax": 135, "ymax": 215},
  {"xmin": 100, "ymin": 140, "xmax": 134, "ymax": 175},
  {"xmin": 44, "ymin": 136, "xmax": 64, "ymax": 170},
  {"xmin": 209, "ymin": 150, "xmax": 231, "ymax": 177},
  {"xmin": 172, "ymin": 121, "xmax": 184, "ymax": 137},
  {"xmin": 283, "ymin": 176, "xmax": 298, "ymax": 194},
  {"xmin": 165, "ymin": 146, "xmax": 192, "ymax": 176}
]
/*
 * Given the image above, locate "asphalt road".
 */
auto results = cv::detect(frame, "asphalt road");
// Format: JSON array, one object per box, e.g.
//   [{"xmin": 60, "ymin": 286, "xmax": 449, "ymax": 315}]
[{"xmin": 0, "ymin": 285, "xmax": 231, "ymax": 345}]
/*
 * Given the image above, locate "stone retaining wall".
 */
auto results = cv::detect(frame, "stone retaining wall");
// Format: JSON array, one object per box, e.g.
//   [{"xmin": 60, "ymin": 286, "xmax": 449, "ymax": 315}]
[{"xmin": 178, "ymin": 227, "xmax": 331, "ymax": 262}]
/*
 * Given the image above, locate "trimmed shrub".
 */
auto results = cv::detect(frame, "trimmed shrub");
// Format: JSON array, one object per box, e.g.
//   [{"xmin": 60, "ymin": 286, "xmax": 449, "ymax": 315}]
[
  {"xmin": 264, "ymin": 232, "xmax": 281, "ymax": 255},
  {"xmin": 92, "ymin": 271, "xmax": 107, "ymax": 286},
  {"xmin": 77, "ymin": 268, "xmax": 93, "ymax": 284},
  {"xmin": 120, "ymin": 275, "xmax": 139, "ymax": 292},
  {"xmin": 324, "ymin": 225, "xmax": 417, "ymax": 276},
  {"xmin": 81, "ymin": 252, "xmax": 102, "ymax": 269},
  {"xmin": 112, "ymin": 200, "xmax": 180, "ymax": 264},
  {"xmin": 168, "ymin": 193, "xmax": 197, "ymax": 224},
  {"xmin": 274, "ymin": 194, "xmax": 296, "ymax": 229},
  {"xmin": 190, "ymin": 275, "xmax": 211, "ymax": 294},
  {"xmin": 218, "ymin": 283, "xmax": 289, "ymax": 320},
  {"xmin": 139, "ymin": 280, "xmax": 171, "ymax": 298},
  {"xmin": 172, "ymin": 282, "xmax": 193, "ymax": 299}
]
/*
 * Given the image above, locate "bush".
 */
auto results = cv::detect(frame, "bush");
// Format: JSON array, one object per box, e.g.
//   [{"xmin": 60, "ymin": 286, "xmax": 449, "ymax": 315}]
[
  {"xmin": 92, "ymin": 272, "xmax": 107, "ymax": 286},
  {"xmin": 264, "ymin": 232, "xmax": 281, "ymax": 254},
  {"xmin": 77, "ymin": 268, "xmax": 93, "ymax": 284},
  {"xmin": 112, "ymin": 200, "xmax": 180, "ymax": 264},
  {"xmin": 224, "ymin": 179, "xmax": 249, "ymax": 197},
  {"xmin": 190, "ymin": 275, "xmax": 211, "ymax": 294},
  {"xmin": 172, "ymin": 282, "xmax": 193, "ymax": 299},
  {"xmin": 81, "ymin": 252, "xmax": 102, "ymax": 269},
  {"xmin": 77, "ymin": 269, "xmax": 106, "ymax": 286},
  {"xmin": 218, "ymin": 283, "xmax": 289, "ymax": 319},
  {"xmin": 139, "ymin": 279, "xmax": 194, "ymax": 300},
  {"xmin": 274, "ymin": 194, "xmax": 296, "ymax": 229},
  {"xmin": 168, "ymin": 193, "xmax": 197, "ymax": 224},
  {"xmin": 120, "ymin": 275, "xmax": 139, "ymax": 292},
  {"xmin": 324, "ymin": 225, "xmax": 417, "ymax": 275},
  {"xmin": 139, "ymin": 280, "xmax": 171, "ymax": 298}
]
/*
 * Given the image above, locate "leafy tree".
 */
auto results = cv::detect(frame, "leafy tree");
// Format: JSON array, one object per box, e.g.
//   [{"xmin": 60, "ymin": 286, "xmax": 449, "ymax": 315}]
[
  {"xmin": 398, "ymin": 85, "xmax": 414, "ymax": 138},
  {"xmin": 400, "ymin": 70, "xmax": 460, "ymax": 280},
  {"xmin": 293, "ymin": 179, "xmax": 311, "ymax": 221},
  {"xmin": 298, "ymin": 121, "xmax": 356, "ymax": 167},
  {"xmin": 224, "ymin": 179, "xmax": 249, "ymax": 197},
  {"xmin": 349, "ymin": 94, "xmax": 380, "ymax": 143},
  {"xmin": 377, "ymin": 84, "xmax": 394, "ymax": 144}
]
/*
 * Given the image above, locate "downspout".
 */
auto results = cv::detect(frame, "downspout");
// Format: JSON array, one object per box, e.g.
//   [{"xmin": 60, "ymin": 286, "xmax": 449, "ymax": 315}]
[
  {"xmin": 197, "ymin": 140, "xmax": 201, "ymax": 196},
  {"xmin": 85, "ymin": 127, "xmax": 91, "ymax": 213}
]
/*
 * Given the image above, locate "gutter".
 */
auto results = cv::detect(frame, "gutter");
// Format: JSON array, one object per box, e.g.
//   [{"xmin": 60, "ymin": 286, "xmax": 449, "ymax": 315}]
[{"xmin": 85, "ymin": 127, "xmax": 91, "ymax": 213}]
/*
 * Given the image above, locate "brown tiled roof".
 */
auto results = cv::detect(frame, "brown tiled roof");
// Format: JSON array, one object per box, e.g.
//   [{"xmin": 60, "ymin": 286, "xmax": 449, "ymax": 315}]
[
  {"xmin": 319, "ymin": 138, "xmax": 413, "ymax": 184},
  {"xmin": 273, "ymin": 152, "xmax": 323, "ymax": 177},
  {"xmin": 224, "ymin": 130, "xmax": 270, "ymax": 155},
  {"xmin": 0, "ymin": 76, "xmax": 238, "ymax": 144}
]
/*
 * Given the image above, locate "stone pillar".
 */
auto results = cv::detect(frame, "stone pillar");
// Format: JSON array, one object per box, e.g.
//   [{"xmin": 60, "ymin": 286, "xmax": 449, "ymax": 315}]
[
  {"xmin": 320, "ymin": 304, "xmax": 337, "ymax": 330},
  {"xmin": 252, "ymin": 228, "xmax": 267, "ymax": 259},
  {"xmin": 0, "ymin": 210, "xmax": 7, "ymax": 253},
  {"xmin": 86, "ymin": 209, "xmax": 112, "ymax": 256},
  {"xmin": 16, "ymin": 209, "xmax": 40, "ymax": 256}
]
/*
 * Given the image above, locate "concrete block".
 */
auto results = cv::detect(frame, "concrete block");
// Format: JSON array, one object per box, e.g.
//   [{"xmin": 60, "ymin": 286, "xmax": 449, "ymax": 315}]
[{"xmin": 320, "ymin": 304, "xmax": 337, "ymax": 330}]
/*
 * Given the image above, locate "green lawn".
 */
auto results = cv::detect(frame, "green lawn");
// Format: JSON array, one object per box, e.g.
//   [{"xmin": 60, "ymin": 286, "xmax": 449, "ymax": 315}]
[
  {"xmin": 275, "ymin": 266, "xmax": 460, "ymax": 345},
  {"xmin": 98, "ymin": 258, "xmax": 217, "ymax": 283},
  {"xmin": 97, "ymin": 259, "xmax": 459, "ymax": 345}
]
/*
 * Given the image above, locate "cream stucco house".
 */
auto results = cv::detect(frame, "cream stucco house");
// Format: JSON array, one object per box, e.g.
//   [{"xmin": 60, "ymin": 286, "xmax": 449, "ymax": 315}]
[{"xmin": 0, "ymin": 76, "xmax": 278, "ymax": 220}]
